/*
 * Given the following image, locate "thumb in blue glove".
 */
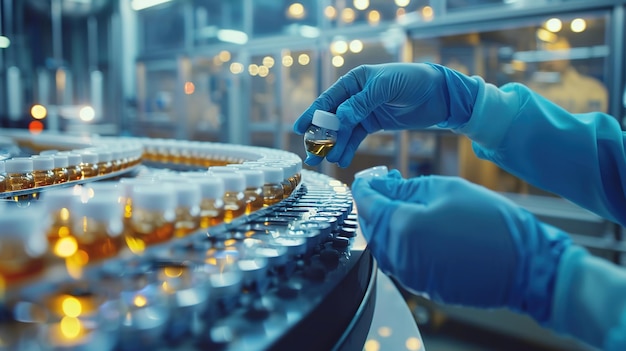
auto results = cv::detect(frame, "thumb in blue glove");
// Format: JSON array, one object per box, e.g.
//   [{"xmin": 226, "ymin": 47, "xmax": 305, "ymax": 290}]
[
  {"xmin": 294, "ymin": 63, "xmax": 480, "ymax": 167},
  {"xmin": 351, "ymin": 173, "xmax": 570, "ymax": 322}
]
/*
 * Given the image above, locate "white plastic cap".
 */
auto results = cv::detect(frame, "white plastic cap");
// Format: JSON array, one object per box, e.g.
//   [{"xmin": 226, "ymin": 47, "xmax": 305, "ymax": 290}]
[
  {"xmin": 312, "ymin": 110, "xmax": 340, "ymax": 131},
  {"xmin": 31, "ymin": 156, "xmax": 54, "ymax": 171},
  {"xmin": 0, "ymin": 205, "xmax": 48, "ymax": 257},
  {"xmin": 80, "ymin": 152, "xmax": 99, "ymax": 164},
  {"xmin": 52, "ymin": 155, "xmax": 69, "ymax": 168},
  {"xmin": 186, "ymin": 178, "xmax": 225, "ymax": 200},
  {"xmin": 40, "ymin": 150, "xmax": 60, "ymax": 156},
  {"xmin": 131, "ymin": 185, "xmax": 176, "ymax": 211},
  {"xmin": 212, "ymin": 172, "xmax": 246, "ymax": 192},
  {"xmin": 96, "ymin": 149, "xmax": 113, "ymax": 162},
  {"xmin": 118, "ymin": 178, "xmax": 155, "ymax": 196},
  {"xmin": 258, "ymin": 166, "xmax": 283, "ymax": 184},
  {"xmin": 354, "ymin": 165, "xmax": 389, "ymax": 180},
  {"xmin": 71, "ymin": 195, "xmax": 124, "ymax": 224},
  {"xmin": 60, "ymin": 152, "xmax": 82, "ymax": 166},
  {"xmin": 208, "ymin": 166, "xmax": 235, "ymax": 173},
  {"xmin": 159, "ymin": 180, "xmax": 201, "ymax": 208},
  {"xmin": 42, "ymin": 187, "xmax": 80, "ymax": 210},
  {"xmin": 82, "ymin": 182, "xmax": 123, "ymax": 200},
  {"xmin": 5, "ymin": 157, "xmax": 34, "ymax": 173},
  {"xmin": 238, "ymin": 170, "xmax": 264, "ymax": 188}
]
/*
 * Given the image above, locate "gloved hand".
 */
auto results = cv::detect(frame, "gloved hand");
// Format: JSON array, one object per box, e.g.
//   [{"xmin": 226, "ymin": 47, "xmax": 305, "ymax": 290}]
[
  {"xmin": 351, "ymin": 171, "xmax": 571, "ymax": 322},
  {"xmin": 293, "ymin": 63, "xmax": 480, "ymax": 166}
]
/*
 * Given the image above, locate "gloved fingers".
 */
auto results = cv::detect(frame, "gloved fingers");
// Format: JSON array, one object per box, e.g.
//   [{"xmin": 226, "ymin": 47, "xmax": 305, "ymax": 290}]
[
  {"xmin": 351, "ymin": 178, "xmax": 397, "ymax": 237},
  {"xmin": 292, "ymin": 69, "xmax": 365, "ymax": 135},
  {"xmin": 387, "ymin": 169, "xmax": 403, "ymax": 179},
  {"xmin": 303, "ymin": 153, "xmax": 324, "ymax": 166},
  {"xmin": 326, "ymin": 124, "xmax": 368, "ymax": 167},
  {"xmin": 335, "ymin": 86, "xmax": 384, "ymax": 132}
]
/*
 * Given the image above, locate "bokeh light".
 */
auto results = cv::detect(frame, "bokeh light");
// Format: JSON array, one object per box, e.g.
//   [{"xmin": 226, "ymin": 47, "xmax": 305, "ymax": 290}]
[
  {"xmin": 571, "ymin": 18, "xmax": 586, "ymax": 32},
  {"xmin": 331, "ymin": 55, "xmax": 344, "ymax": 67},
  {"xmin": 282, "ymin": 55, "xmax": 294, "ymax": 67},
  {"xmin": 287, "ymin": 3, "xmax": 305, "ymax": 19},
  {"xmin": 545, "ymin": 18, "xmax": 562, "ymax": 32},
  {"xmin": 184, "ymin": 81, "xmax": 195, "ymax": 95},
  {"xmin": 31, "ymin": 104, "xmax": 47, "ymax": 119},
  {"xmin": 28, "ymin": 120, "xmax": 44, "ymax": 134},
  {"xmin": 349, "ymin": 40, "xmax": 364, "ymax": 53},
  {"xmin": 262, "ymin": 56, "xmax": 275, "ymax": 68}
]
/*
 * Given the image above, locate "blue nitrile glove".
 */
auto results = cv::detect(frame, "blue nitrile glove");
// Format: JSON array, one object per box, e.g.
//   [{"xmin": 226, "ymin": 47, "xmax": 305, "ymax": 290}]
[
  {"xmin": 351, "ymin": 171, "xmax": 571, "ymax": 322},
  {"xmin": 293, "ymin": 63, "xmax": 480, "ymax": 166}
]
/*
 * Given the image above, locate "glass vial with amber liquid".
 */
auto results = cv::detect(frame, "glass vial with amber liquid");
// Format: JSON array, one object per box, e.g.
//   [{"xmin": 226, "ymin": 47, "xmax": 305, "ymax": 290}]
[
  {"xmin": 304, "ymin": 110, "xmax": 340, "ymax": 158},
  {"xmin": 32, "ymin": 156, "xmax": 56, "ymax": 187},
  {"xmin": 4, "ymin": 157, "xmax": 35, "ymax": 191}
]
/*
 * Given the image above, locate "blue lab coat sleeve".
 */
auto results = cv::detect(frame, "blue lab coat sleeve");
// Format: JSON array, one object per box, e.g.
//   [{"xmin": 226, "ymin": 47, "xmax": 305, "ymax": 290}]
[
  {"xmin": 456, "ymin": 78, "xmax": 626, "ymax": 227},
  {"xmin": 454, "ymin": 78, "xmax": 626, "ymax": 350}
]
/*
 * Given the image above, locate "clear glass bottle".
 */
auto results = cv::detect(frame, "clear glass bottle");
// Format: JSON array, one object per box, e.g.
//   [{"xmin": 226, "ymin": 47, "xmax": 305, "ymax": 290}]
[
  {"xmin": 303, "ymin": 109, "xmax": 340, "ymax": 158},
  {"xmin": 42, "ymin": 187, "xmax": 80, "ymax": 259},
  {"xmin": 4, "ymin": 157, "xmax": 35, "ymax": 191},
  {"xmin": 238, "ymin": 169, "xmax": 265, "ymax": 214},
  {"xmin": 184, "ymin": 176, "xmax": 225, "ymax": 228},
  {"xmin": 0, "ymin": 160, "xmax": 6, "ymax": 193},
  {"xmin": 210, "ymin": 172, "xmax": 246, "ymax": 223},
  {"xmin": 51, "ymin": 154, "xmax": 70, "ymax": 184},
  {"xmin": 0, "ymin": 204, "xmax": 48, "ymax": 282},
  {"xmin": 257, "ymin": 166, "xmax": 284, "ymax": 206},
  {"xmin": 263, "ymin": 162, "xmax": 294, "ymax": 199},
  {"xmin": 110, "ymin": 148, "xmax": 124, "ymax": 172},
  {"xmin": 125, "ymin": 185, "xmax": 176, "ymax": 254},
  {"xmin": 32, "ymin": 155, "xmax": 56, "ymax": 187},
  {"xmin": 79, "ymin": 152, "xmax": 99, "ymax": 178}
]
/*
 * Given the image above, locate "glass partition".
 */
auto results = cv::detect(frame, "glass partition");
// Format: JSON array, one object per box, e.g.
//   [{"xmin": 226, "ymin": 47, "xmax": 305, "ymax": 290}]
[{"xmin": 409, "ymin": 12, "xmax": 611, "ymax": 193}]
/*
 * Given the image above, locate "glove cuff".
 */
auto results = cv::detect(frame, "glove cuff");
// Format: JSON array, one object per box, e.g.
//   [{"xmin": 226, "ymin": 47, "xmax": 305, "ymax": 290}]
[
  {"xmin": 427, "ymin": 63, "xmax": 480, "ymax": 129},
  {"xmin": 455, "ymin": 81, "xmax": 522, "ymax": 149}
]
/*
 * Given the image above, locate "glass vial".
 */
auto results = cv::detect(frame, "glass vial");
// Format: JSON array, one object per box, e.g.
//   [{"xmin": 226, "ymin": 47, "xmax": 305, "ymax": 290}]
[
  {"xmin": 79, "ymin": 152, "xmax": 99, "ymax": 178},
  {"xmin": 51, "ymin": 154, "xmax": 70, "ymax": 184},
  {"xmin": 4, "ymin": 157, "xmax": 35, "ymax": 191},
  {"xmin": 158, "ymin": 177, "xmax": 202, "ymax": 237},
  {"xmin": 96, "ymin": 149, "xmax": 114, "ymax": 175},
  {"xmin": 304, "ymin": 110, "xmax": 340, "ymax": 158},
  {"xmin": 42, "ymin": 187, "xmax": 79, "ymax": 260},
  {"xmin": 125, "ymin": 185, "xmax": 176, "ymax": 254},
  {"xmin": 59, "ymin": 152, "xmax": 83, "ymax": 181},
  {"xmin": 258, "ymin": 166, "xmax": 284, "ymax": 207},
  {"xmin": 238, "ymin": 169, "xmax": 265, "ymax": 214},
  {"xmin": 0, "ymin": 161, "xmax": 6, "ymax": 193},
  {"xmin": 211, "ymin": 172, "xmax": 246, "ymax": 223},
  {"xmin": 184, "ymin": 176, "xmax": 225, "ymax": 229},
  {"xmin": 32, "ymin": 156, "xmax": 56, "ymax": 187}
]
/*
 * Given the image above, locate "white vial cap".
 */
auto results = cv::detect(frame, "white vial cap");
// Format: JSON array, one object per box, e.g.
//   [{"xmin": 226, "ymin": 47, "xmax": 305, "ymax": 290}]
[
  {"xmin": 258, "ymin": 166, "xmax": 283, "ymax": 184},
  {"xmin": 354, "ymin": 165, "xmax": 389, "ymax": 180},
  {"xmin": 0, "ymin": 205, "xmax": 48, "ymax": 257},
  {"xmin": 96, "ymin": 149, "xmax": 113, "ymax": 162},
  {"xmin": 71, "ymin": 195, "xmax": 124, "ymax": 224},
  {"xmin": 60, "ymin": 152, "xmax": 82, "ymax": 166},
  {"xmin": 31, "ymin": 156, "xmax": 54, "ymax": 171},
  {"xmin": 82, "ymin": 182, "xmax": 123, "ymax": 200},
  {"xmin": 118, "ymin": 178, "xmax": 155, "ymax": 197},
  {"xmin": 52, "ymin": 154, "xmax": 69, "ymax": 168},
  {"xmin": 312, "ymin": 110, "xmax": 340, "ymax": 131},
  {"xmin": 5, "ymin": 157, "xmax": 34, "ymax": 173},
  {"xmin": 40, "ymin": 150, "xmax": 60, "ymax": 156},
  {"xmin": 238, "ymin": 170, "xmax": 264, "ymax": 188},
  {"xmin": 188, "ymin": 178, "xmax": 225, "ymax": 200},
  {"xmin": 42, "ymin": 187, "xmax": 80, "ymax": 210},
  {"xmin": 208, "ymin": 166, "xmax": 236, "ymax": 173},
  {"xmin": 131, "ymin": 185, "xmax": 176, "ymax": 211},
  {"xmin": 169, "ymin": 182, "xmax": 201, "ymax": 208},
  {"xmin": 212, "ymin": 172, "xmax": 246, "ymax": 192},
  {"xmin": 80, "ymin": 152, "xmax": 99, "ymax": 164}
]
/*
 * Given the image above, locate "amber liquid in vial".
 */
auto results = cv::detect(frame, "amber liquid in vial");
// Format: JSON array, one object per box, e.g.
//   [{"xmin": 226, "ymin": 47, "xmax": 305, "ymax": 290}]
[
  {"xmin": 33, "ymin": 169, "xmax": 55, "ymax": 187},
  {"xmin": 0, "ymin": 240, "xmax": 44, "ymax": 282},
  {"xmin": 53, "ymin": 167, "xmax": 69, "ymax": 184},
  {"xmin": 305, "ymin": 139, "xmax": 336, "ymax": 157},
  {"xmin": 173, "ymin": 207, "xmax": 200, "ymax": 237},
  {"xmin": 68, "ymin": 165, "xmax": 82, "ymax": 181},
  {"xmin": 126, "ymin": 209, "xmax": 175, "ymax": 246},
  {"xmin": 243, "ymin": 188, "xmax": 264, "ymax": 214},
  {"xmin": 262, "ymin": 183, "xmax": 284, "ymax": 207},
  {"xmin": 80, "ymin": 163, "xmax": 99, "ymax": 178},
  {"xmin": 97, "ymin": 161, "xmax": 113, "ymax": 175},
  {"xmin": 73, "ymin": 220, "xmax": 124, "ymax": 261},
  {"xmin": 199, "ymin": 198, "xmax": 225, "ymax": 228},
  {"xmin": 0, "ymin": 174, "xmax": 6, "ymax": 192},
  {"xmin": 222, "ymin": 192, "xmax": 246, "ymax": 223},
  {"xmin": 6, "ymin": 173, "xmax": 35, "ymax": 191}
]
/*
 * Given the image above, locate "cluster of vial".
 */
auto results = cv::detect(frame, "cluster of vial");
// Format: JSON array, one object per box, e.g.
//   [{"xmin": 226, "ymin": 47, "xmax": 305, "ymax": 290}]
[
  {"xmin": 0, "ymin": 143, "xmax": 143, "ymax": 194},
  {"xmin": 0, "ymin": 169, "xmax": 358, "ymax": 351}
]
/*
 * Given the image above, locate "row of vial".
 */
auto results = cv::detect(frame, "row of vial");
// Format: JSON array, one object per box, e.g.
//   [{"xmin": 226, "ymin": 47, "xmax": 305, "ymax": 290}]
[
  {"xmin": 0, "ymin": 158, "xmax": 302, "ymax": 285},
  {"xmin": 0, "ymin": 179, "xmax": 353, "ymax": 351},
  {"xmin": 0, "ymin": 144, "xmax": 143, "ymax": 193}
]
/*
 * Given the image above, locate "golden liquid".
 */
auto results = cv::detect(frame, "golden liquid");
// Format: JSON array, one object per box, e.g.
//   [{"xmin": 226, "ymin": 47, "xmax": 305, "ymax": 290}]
[
  {"xmin": 222, "ymin": 191, "xmax": 246, "ymax": 223},
  {"xmin": 199, "ymin": 198, "xmax": 225, "ymax": 228},
  {"xmin": 33, "ymin": 170, "xmax": 55, "ymax": 187},
  {"xmin": 0, "ymin": 175, "xmax": 6, "ymax": 192},
  {"xmin": 243, "ymin": 188, "xmax": 264, "ymax": 214},
  {"xmin": 281, "ymin": 180, "xmax": 293, "ymax": 199},
  {"xmin": 0, "ymin": 240, "xmax": 44, "ymax": 282},
  {"xmin": 6, "ymin": 173, "xmax": 35, "ymax": 191},
  {"xmin": 112, "ymin": 160, "xmax": 123, "ymax": 172},
  {"xmin": 80, "ymin": 164, "xmax": 99, "ymax": 179},
  {"xmin": 53, "ymin": 167, "xmax": 70, "ymax": 184},
  {"xmin": 97, "ymin": 161, "xmax": 113, "ymax": 175},
  {"xmin": 68, "ymin": 166, "xmax": 83, "ymax": 181},
  {"xmin": 72, "ymin": 219, "xmax": 124, "ymax": 261},
  {"xmin": 305, "ymin": 139, "xmax": 335, "ymax": 157},
  {"xmin": 173, "ymin": 207, "xmax": 200, "ymax": 237},
  {"xmin": 262, "ymin": 184, "xmax": 284, "ymax": 206},
  {"xmin": 126, "ymin": 209, "xmax": 175, "ymax": 247}
]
